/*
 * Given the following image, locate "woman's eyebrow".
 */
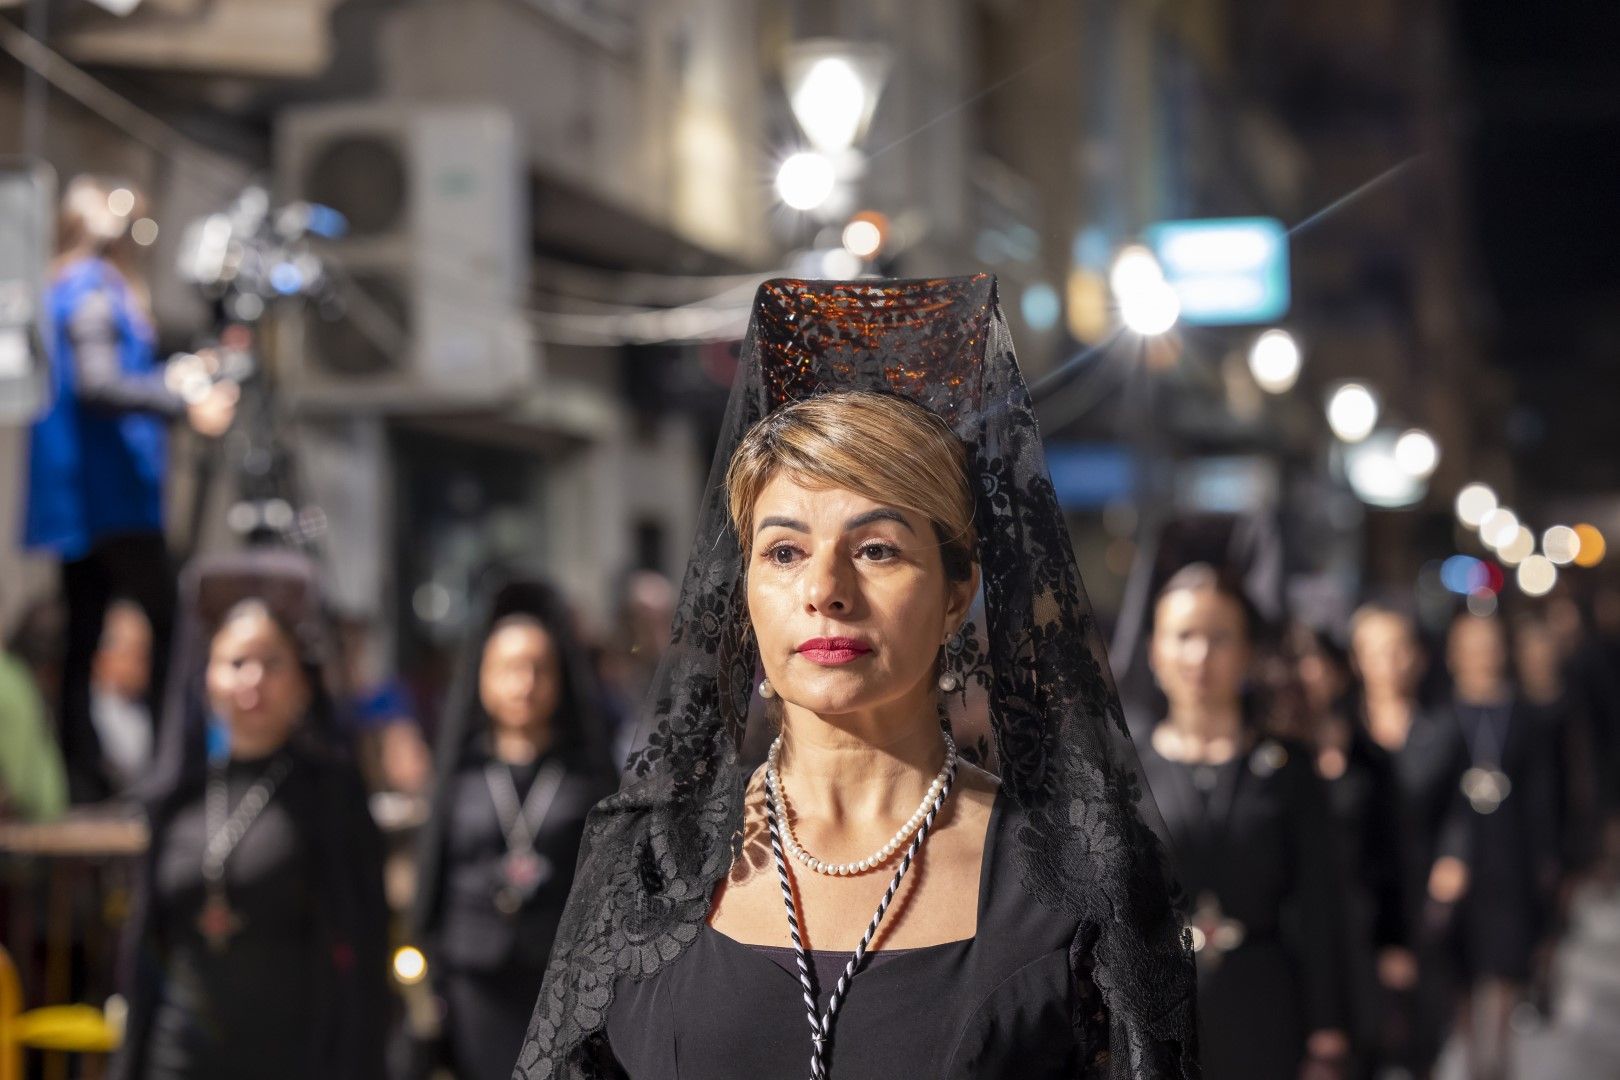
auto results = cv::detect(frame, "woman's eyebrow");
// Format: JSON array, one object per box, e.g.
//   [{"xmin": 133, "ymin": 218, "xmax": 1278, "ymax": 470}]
[
  {"xmin": 842, "ymin": 508, "xmax": 915, "ymax": 533},
  {"xmin": 756, "ymin": 516, "xmax": 809, "ymax": 535}
]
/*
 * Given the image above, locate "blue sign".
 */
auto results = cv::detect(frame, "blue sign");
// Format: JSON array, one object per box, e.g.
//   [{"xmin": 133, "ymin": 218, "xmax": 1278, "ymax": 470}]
[
  {"xmin": 1045, "ymin": 443, "xmax": 1136, "ymax": 509},
  {"xmin": 1145, "ymin": 217, "xmax": 1289, "ymax": 326}
]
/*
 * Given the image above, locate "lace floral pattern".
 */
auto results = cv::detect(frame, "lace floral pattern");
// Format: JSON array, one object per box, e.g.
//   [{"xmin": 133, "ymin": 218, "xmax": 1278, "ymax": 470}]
[{"xmin": 514, "ymin": 277, "xmax": 1196, "ymax": 1079}]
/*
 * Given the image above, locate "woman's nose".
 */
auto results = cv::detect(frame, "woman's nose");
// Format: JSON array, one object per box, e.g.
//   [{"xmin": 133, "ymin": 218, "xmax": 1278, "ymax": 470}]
[{"xmin": 802, "ymin": 548, "xmax": 852, "ymax": 615}]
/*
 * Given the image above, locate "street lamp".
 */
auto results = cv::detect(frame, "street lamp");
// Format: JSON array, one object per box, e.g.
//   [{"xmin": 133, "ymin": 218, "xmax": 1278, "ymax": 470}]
[
  {"xmin": 1455, "ymin": 483, "xmax": 1497, "ymax": 528},
  {"xmin": 1248, "ymin": 329, "xmax": 1301, "ymax": 393},
  {"xmin": 784, "ymin": 40, "xmax": 891, "ymax": 155},
  {"xmin": 1393, "ymin": 428, "xmax": 1439, "ymax": 479},
  {"xmin": 1326, "ymin": 383, "xmax": 1379, "ymax": 443},
  {"xmin": 775, "ymin": 152, "xmax": 838, "ymax": 212},
  {"xmin": 1110, "ymin": 245, "xmax": 1180, "ymax": 336}
]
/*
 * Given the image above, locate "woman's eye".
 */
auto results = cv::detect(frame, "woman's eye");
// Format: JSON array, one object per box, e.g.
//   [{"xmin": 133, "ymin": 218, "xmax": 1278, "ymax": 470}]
[
  {"xmin": 857, "ymin": 542, "xmax": 899, "ymax": 561},
  {"xmin": 764, "ymin": 543, "xmax": 800, "ymax": 565}
]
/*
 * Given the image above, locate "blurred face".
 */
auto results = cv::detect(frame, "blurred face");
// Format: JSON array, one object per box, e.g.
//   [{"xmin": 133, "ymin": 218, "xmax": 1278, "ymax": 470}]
[
  {"xmin": 1447, "ymin": 614, "xmax": 1508, "ymax": 698},
  {"xmin": 1515, "ymin": 622, "xmax": 1562, "ymax": 700},
  {"xmin": 1149, "ymin": 587, "xmax": 1252, "ymax": 712},
  {"xmin": 1352, "ymin": 611, "xmax": 1424, "ymax": 699},
  {"xmin": 747, "ymin": 474, "xmax": 975, "ymax": 725},
  {"xmin": 206, "ymin": 610, "xmax": 311, "ymax": 759},
  {"xmin": 1296, "ymin": 649, "xmax": 1348, "ymax": 714},
  {"xmin": 479, "ymin": 620, "xmax": 562, "ymax": 737},
  {"xmin": 94, "ymin": 603, "xmax": 152, "ymax": 700}
]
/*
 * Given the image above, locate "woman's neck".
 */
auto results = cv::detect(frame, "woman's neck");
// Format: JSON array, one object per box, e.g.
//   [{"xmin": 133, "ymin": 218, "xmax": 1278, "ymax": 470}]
[
  {"xmin": 1363, "ymin": 691, "xmax": 1414, "ymax": 751},
  {"xmin": 1454, "ymin": 677, "xmax": 1510, "ymax": 708},
  {"xmin": 775, "ymin": 700, "xmax": 946, "ymax": 829},
  {"xmin": 492, "ymin": 724, "xmax": 552, "ymax": 765},
  {"xmin": 1157, "ymin": 701, "xmax": 1245, "ymax": 763}
]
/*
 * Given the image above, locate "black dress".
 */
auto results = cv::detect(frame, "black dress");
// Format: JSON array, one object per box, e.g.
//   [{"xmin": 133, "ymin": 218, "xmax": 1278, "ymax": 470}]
[
  {"xmin": 1450, "ymin": 700, "xmax": 1561, "ymax": 982},
  {"xmin": 428, "ymin": 745, "xmax": 611, "ymax": 1080},
  {"xmin": 114, "ymin": 746, "xmax": 389, "ymax": 1080},
  {"xmin": 1368, "ymin": 706, "xmax": 1468, "ymax": 1074},
  {"xmin": 605, "ymin": 788, "xmax": 1110, "ymax": 1079},
  {"xmin": 1320, "ymin": 725, "xmax": 1407, "ymax": 1071},
  {"xmin": 1139, "ymin": 734, "xmax": 1346, "ymax": 1080}
]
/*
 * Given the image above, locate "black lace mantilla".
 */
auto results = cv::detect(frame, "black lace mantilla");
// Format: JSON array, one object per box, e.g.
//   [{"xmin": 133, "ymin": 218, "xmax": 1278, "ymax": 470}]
[{"xmin": 514, "ymin": 276, "xmax": 1198, "ymax": 1078}]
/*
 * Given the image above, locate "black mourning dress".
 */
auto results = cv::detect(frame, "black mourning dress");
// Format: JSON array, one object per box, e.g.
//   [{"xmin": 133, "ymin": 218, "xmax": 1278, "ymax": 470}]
[
  {"xmin": 605, "ymin": 787, "xmax": 1110, "ymax": 1079},
  {"xmin": 1369, "ymin": 705, "xmax": 1468, "ymax": 1074},
  {"xmin": 1320, "ymin": 725, "xmax": 1407, "ymax": 1069},
  {"xmin": 1139, "ymin": 734, "xmax": 1347, "ymax": 1080},
  {"xmin": 1449, "ymin": 700, "xmax": 1561, "ymax": 983},
  {"xmin": 431, "ymin": 745, "xmax": 612, "ymax": 1079},
  {"xmin": 117, "ymin": 744, "xmax": 389, "ymax": 1080}
]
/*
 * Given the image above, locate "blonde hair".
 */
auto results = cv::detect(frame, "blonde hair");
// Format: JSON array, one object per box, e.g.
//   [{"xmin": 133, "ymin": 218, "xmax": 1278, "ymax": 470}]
[{"xmin": 725, "ymin": 391, "xmax": 977, "ymax": 581}]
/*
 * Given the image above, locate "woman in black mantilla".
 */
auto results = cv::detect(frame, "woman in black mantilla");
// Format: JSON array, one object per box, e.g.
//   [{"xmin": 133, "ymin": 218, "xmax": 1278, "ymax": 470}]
[
  {"xmin": 1347, "ymin": 602, "xmax": 1468, "ymax": 1079},
  {"xmin": 514, "ymin": 276, "xmax": 1197, "ymax": 1080},
  {"xmin": 1137, "ymin": 564, "xmax": 1349, "ymax": 1080},
  {"xmin": 1442, "ymin": 611, "xmax": 1560, "ymax": 1080},
  {"xmin": 1282, "ymin": 623, "xmax": 1411, "ymax": 1078},
  {"xmin": 410, "ymin": 575, "xmax": 618, "ymax": 1080},
  {"xmin": 111, "ymin": 551, "xmax": 388, "ymax": 1080}
]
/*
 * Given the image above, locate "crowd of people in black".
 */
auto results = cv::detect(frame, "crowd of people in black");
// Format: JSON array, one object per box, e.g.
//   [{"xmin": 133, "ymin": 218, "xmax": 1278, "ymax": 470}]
[{"xmin": 1130, "ymin": 564, "xmax": 1620, "ymax": 1079}]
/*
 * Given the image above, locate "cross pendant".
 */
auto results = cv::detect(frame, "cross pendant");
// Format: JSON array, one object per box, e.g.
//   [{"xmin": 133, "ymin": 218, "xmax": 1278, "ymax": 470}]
[{"xmin": 198, "ymin": 889, "xmax": 244, "ymax": 953}]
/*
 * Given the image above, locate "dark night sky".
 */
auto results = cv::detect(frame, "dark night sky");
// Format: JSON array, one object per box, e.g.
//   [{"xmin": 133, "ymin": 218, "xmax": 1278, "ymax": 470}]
[{"xmin": 1454, "ymin": 3, "xmax": 1620, "ymax": 491}]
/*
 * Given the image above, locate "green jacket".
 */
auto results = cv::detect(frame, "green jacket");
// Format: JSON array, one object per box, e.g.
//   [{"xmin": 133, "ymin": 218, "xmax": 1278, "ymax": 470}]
[{"xmin": 0, "ymin": 651, "xmax": 67, "ymax": 821}]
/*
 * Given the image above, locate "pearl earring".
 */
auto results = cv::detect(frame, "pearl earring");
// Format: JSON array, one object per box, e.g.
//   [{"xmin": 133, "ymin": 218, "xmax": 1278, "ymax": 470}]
[
  {"xmin": 938, "ymin": 670, "xmax": 960, "ymax": 693},
  {"xmin": 758, "ymin": 679, "xmax": 776, "ymax": 700}
]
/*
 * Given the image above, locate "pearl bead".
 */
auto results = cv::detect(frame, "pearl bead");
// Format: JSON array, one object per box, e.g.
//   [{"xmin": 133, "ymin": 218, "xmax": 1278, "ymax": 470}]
[{"xmin": 767, "ymin": 731, "xmax": 956, "ymax": 877}]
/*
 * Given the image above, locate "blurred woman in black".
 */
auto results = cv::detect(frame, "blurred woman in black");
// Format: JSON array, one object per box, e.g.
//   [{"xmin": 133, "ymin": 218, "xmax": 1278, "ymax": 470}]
[
  {"xmin": 1137, "ymin": 564, "xmax": 1348, "ymax": 1079},
  {"xmin": 410, "ymin": 575, "xmax": 617, "ymax": 1080},
  {"xmin": 1348, "ymin": 602, "xmax": 1467, "ymax": 1078},
  {"xmin": 1283, "ymin": 624, "xmax": 1409, "ymax": 1078},
  {"xmin": 1443, "ymin": 612, "xmax": 1560, "ymax": 1080},
  {"xmin": 112, "ymin": 552, "xmax": 389, "ymax": 1080}
]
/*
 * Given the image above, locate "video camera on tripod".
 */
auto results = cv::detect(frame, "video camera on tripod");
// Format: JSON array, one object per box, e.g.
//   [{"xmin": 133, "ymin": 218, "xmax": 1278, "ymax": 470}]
[{"xmin": 169, "ymin": 184, "xmax": 349, "ymax": 555}]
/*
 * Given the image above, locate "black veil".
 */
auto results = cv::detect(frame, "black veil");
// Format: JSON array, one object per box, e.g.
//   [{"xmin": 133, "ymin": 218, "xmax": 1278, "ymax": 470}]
[
  {"xmin": 410, "ymin": 569, "xmax": 619, "ymax": 944},
  {"xmin": 515, "ymin": 276, "xmax": 1197, "ymax": 1078}
]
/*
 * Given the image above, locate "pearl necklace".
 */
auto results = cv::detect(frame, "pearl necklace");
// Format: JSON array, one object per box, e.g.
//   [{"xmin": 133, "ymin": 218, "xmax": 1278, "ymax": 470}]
[{"xmin": 765, "ymin": 729, "xmax": 957, "ymax": 877}]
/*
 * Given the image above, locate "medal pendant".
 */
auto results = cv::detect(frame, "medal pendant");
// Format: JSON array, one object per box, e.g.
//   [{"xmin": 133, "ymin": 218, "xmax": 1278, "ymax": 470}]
[
  {"xmin": 502, "ymin": 850, "xmax": 550, "ymax": 893},
  {"xmin": 1188, "ymin": 891, "xmax": 1245, "ymax": 972},
  {"xmin": 495, "ymin": 851, "xmax": 551, "ymax": 915},
  {"xmin": 197, "ymin": 887, "xmax": 243, "ymax": 953},
  {"xmin": 1461, "ymin": 766, "xmax": 1512, "ymax": 815}
]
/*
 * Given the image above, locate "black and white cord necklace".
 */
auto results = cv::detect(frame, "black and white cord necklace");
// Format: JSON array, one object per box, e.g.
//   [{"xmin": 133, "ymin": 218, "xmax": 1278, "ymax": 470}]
[
  {"xmin": 763, "ymin": 732, "xmax": 958, "ymax": 1080},
  {"xmin": 198, "ymin": 754, "xmax": 293, "ymax": 953},
  {"xmin": 485, "ymin": 757, "xmax": 566, "ymax": 915}
]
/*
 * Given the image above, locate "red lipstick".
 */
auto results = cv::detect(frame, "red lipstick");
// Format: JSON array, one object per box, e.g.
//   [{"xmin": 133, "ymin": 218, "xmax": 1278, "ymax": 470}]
[{"xmin": 795, "ymin": 637, "xmax": 872, "ymax": 665}]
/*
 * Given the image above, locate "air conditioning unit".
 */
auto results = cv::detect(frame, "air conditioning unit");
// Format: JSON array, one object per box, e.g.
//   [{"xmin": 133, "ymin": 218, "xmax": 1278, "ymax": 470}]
[{"xmin": 274, "ymin": 103, "xmax": 535, "ymax": 411}]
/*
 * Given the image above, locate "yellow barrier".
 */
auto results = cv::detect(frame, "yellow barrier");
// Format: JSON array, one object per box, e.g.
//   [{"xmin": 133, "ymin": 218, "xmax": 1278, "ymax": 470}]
[{"xmin": 0, "ymin": 945, "xmax": 121, "ymax": 1080}]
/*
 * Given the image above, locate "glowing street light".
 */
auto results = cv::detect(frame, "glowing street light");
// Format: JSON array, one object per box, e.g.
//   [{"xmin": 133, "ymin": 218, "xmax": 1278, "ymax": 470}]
[
  {"xmin": 1543, "ymin": 525, "xmax": 1581, "ymax": 566},
  {"xmin": 1326, "ymin": 383, "xmax": 1379, "ymax": 443},
  {"xmin": 1394, "ymin": 429, "xmax": 1439, "ymax": 479},
  {"xmin": 775, "ymin": 152, "xmax": 837, "ymax": 212},
  {"xmin": 784, "ymin": 41, "xmax": 890, "ymax": 154},
  {"xmin": 1574, "ymin": 524, "xmax": 1608, "ymax": 568},
  {"xmin": 1498, "ymin": 526, "xmax": 1535, "ymax": 566},
  {"xmin": 1518, "ymin": 555, "xmax": 1558, "ymax": 597},
  {"xmin": 1248, "ymin": 329, "xmax": 1301, "ymax": 393},
  {"xmin": 841, "ymin": 218, "xmax": 883, "ymax": 258},
  {"xmin": 1479, "ymin": 507, "xmax": 1520, "ymax": 550},
  {"xmin": 1110, "ymin": 245, "xmax": 1179, "ymax": 335},
  {"xmin": 1455, "ymin": 483, "xmax": 1497, "ymax": 529}
]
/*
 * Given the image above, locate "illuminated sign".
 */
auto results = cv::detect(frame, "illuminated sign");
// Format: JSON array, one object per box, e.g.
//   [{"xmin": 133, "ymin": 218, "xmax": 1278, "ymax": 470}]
[{"xmin": 1145, "ymin": 217, "xmax": 1289, "ymax": 326}]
